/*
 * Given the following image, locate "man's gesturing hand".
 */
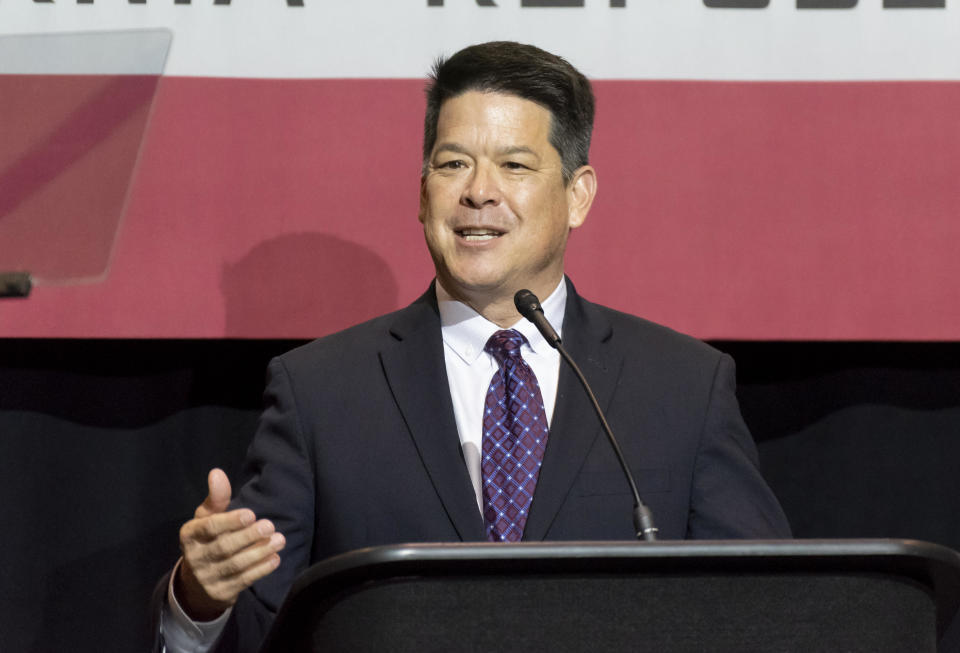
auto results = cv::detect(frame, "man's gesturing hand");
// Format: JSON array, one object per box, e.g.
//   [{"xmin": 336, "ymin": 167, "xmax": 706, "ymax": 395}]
[{"xmin": 175, "ymin": 468, "xmax": 285, "ymax": 621}]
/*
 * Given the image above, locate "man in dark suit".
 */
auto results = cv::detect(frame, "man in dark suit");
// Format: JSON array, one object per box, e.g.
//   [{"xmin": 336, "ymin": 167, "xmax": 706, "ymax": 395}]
[{"xmin": 158, "ymin": 41, "xmax": 790, "ymax": 652}]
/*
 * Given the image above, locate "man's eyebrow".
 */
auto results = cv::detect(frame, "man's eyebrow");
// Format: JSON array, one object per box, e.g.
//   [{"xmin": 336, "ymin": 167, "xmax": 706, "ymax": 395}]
[
  {"xmin": 497, "ymin": 146, "xmax": 538, "ymax": 158},
  {"xmin": 432, "ymin": 143, "xmax": 470, "ymax": 157},
  {"xmin": 432, "ymin": 143, "xmax": 539, "ymax": 158}
]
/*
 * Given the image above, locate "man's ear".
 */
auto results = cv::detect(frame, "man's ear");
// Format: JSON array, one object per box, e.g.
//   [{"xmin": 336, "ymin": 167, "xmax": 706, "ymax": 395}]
[
  {"xmin": 566, "ymin": 165, "xmax": 597, "ymax": 230},
  {"xmin": 418, "ymin": 176, "xmax": 428, "ymax": 224}
]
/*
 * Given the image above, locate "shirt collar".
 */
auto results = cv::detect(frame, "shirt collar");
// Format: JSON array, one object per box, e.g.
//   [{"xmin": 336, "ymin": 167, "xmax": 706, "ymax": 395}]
[{"xmin": 437, "ymin": 278, "xmax": 567, "ymax": 365}]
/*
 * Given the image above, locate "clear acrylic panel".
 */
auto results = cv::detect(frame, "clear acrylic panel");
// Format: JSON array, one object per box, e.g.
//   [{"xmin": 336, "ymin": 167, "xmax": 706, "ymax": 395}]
[{"xmin": 0, "ymin": 30, "xmax": 171, "ymax": 288}]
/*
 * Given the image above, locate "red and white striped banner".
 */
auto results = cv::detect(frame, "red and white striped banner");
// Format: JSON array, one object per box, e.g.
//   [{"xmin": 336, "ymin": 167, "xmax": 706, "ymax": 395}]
[{"xmin": 2, "ymin": 2, "xmax": 958, "ymax": 339}]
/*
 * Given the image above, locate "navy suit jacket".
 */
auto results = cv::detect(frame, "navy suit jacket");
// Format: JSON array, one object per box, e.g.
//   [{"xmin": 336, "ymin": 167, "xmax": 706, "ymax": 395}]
[{"xmin": 155, "ymin": 280, "xmax": 790, "ymax": 652}]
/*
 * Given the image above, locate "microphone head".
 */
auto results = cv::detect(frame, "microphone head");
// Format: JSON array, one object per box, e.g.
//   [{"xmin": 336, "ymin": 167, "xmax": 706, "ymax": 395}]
[{"xmin": 514, "ymin": 289, "xmax": 542, "ymax": 320}]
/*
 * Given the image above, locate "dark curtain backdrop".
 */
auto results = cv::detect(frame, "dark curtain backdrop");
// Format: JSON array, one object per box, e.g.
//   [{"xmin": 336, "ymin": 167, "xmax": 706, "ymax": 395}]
[{"xmin": 1, "ymin": 339, "xmax": 959, "ymax": 652}]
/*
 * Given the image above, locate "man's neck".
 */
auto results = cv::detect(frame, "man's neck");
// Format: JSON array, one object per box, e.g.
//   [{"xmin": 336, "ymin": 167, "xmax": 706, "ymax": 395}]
[
  {"xmin": 436, "ymin": 276, "xmax": 565, "ymax": 328},
  {"xmin": 462, "ymin": 297, "xmax": 522, "ymax": 329}
]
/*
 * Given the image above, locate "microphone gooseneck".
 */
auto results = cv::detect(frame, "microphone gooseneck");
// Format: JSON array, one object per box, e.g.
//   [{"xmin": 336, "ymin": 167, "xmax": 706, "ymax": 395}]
[{"xmin": 513, "ymin": 288, "xmax": 658, "ymax": 542}]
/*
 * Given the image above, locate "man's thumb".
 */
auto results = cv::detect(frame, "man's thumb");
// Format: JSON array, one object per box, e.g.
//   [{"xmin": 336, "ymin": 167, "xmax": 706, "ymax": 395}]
[{"xmin": 197, "ymin": 468, "xmax": 232, "ymax": 517}]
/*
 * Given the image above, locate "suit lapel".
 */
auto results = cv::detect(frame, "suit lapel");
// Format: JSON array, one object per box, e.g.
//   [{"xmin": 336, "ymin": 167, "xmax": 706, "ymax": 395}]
[
  {"xmin": 378, "ymin": 289, "xmax": 486, "ymax": 542},
  {"xmin": 523, "ymin": 281, "xmax": 624, "ymax": 541}
]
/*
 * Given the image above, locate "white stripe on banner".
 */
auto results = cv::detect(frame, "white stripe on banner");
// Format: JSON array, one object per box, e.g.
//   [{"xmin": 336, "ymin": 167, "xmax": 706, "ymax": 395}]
[
  {"xmin": 0, "ymin": 30, "xmax": 171, "ymax": 75},
  {"xmin": 0, "ymin": 1, "xmax": 957, "ymax": 80}
]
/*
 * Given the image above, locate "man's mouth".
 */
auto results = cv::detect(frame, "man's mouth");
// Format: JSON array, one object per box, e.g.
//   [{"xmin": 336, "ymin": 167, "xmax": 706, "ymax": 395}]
[{"xmin": 455, "ymin": 228, "xmax": 504, "ymax": 242}]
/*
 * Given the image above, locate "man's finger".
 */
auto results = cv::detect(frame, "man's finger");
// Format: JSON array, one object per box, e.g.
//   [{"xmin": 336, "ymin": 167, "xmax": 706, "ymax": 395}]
[
  {"xmin": 191, "ymin": 519, "xmax": 276, "ymax": 562},
  {"xmin": 194, "ymin": 532, "xmax": 286, "ymax": 584},
  {"xmin": 195, "ymin": 468, "xmax": 232, "ymax": 519},
  {"xmin": 205, "ymin": 551, "xmax": 283, "ymax": 602},
  {"xmin": 181, "ymin": 509, "xmax": 257, "ymax": 545}
]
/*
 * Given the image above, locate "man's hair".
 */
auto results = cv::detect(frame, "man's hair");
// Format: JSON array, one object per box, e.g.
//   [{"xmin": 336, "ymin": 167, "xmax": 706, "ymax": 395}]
[{"xmin": 423, "ymin": 41, "xmax": 595, "ymax": 185}]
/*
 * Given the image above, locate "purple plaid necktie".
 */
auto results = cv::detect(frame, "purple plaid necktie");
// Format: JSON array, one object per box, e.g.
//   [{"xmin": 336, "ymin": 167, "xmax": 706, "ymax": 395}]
[{"xmin": 481, "ymin": 329, "xmax": 549, "ymax": 542}]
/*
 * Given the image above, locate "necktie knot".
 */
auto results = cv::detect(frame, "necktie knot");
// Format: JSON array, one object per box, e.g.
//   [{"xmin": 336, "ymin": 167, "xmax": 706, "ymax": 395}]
[{"xmin": 484, "ymin": 329, "xmax": 527, "ymax": 366}]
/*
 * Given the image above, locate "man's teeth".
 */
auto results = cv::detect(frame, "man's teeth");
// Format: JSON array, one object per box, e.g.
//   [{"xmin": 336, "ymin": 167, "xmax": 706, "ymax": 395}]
[{"xmin": 458, "ymin": 229, "xmax": 502, "ymax": 241}]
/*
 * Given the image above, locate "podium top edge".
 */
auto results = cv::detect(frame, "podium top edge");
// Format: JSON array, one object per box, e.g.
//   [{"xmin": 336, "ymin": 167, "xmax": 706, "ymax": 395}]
[
  {"xmin": 288, "ymin": 538, "xmax": 960, "ymax": 594},
  {"xmin": 344, "ymin": 538, "xmax": 960, "ymax": 565}
]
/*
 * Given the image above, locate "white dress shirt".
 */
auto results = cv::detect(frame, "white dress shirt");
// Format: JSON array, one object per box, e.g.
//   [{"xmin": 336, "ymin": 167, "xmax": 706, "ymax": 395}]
[
  {"xmin": 161, "ymin": 279, "xmax": 567, "ymax": 652},
  {"xmin": 436, "ymin": 278, "xmax": 565, "ymax": 510}
]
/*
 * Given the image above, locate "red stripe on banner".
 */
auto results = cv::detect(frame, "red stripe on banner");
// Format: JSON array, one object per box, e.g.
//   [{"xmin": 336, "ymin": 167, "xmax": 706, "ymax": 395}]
[
  {"xmin": 1, "ymin": 77, "xmax": 958, "ymax": 340},
  {"xmin": 583, "ymin": 80, "xmax": 960, "ymax": 340}
]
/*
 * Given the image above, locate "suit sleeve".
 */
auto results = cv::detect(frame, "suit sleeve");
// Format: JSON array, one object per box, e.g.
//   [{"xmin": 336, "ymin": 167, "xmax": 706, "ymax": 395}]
[
  {"xmin": 209, "ymin": 356, "xmax": 318, "ymax": 653},
  {"xmin": 686, "ymin": 354, "xmax": 792, "ymax": 539}
]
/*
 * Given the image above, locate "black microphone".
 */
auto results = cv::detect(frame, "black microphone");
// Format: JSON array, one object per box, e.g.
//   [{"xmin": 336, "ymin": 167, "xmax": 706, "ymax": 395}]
[
  {"xmin": 513, "ymin": 289, "xmax": 560, "ymax": 347},
  {"xmin": 514, "ymin": 288, "xmax": 658, "ymax": 542}
]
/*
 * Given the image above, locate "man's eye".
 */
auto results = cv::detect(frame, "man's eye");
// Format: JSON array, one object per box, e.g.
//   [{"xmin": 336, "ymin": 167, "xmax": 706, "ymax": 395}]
[
  {"xmin": 438, "ymin": 160, "xmax": 465, "ymax": 170},
  {"xmin": 504, "ymin": 161, "xmax": 528, "ymax": 170}
]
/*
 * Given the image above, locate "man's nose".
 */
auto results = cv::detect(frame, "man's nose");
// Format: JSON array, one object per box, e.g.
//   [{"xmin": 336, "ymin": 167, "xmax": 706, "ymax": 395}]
[{"xmin": 461, "ymin": 162, "xmax": 501, "ymax": 209}]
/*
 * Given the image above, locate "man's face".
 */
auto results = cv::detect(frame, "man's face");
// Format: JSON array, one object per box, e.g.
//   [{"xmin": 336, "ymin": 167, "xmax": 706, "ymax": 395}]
[{"xmin": 419, "ymin": 91, "xmax": 595, "ymax": 310}]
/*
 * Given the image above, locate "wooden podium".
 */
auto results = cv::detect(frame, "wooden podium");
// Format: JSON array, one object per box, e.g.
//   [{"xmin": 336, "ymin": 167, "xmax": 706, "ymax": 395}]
[{"xmin": 260, "ymin": 539, "xmax": 960, "ymax": 653}]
